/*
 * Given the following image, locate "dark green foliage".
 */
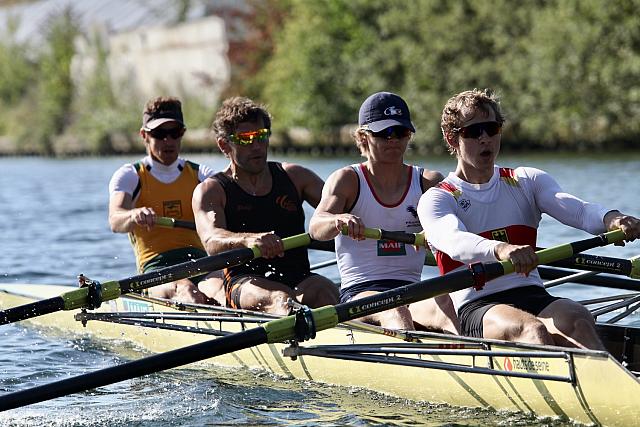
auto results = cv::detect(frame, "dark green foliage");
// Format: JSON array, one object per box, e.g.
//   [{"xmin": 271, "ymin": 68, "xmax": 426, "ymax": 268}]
[
  {"xmin": 256, "ymin": 0, "xmax": 640, "ymax": 152},
  {"xmin": 12, "ymin": 7, "xmax": 79, "ymax": 155},
  {"xmin": 68, "ymin": 31, "xmax": 140, "ymax": 155},
  {"xmin": 1, "ymin": 0, "xmax": 639, "ymax": 155}
]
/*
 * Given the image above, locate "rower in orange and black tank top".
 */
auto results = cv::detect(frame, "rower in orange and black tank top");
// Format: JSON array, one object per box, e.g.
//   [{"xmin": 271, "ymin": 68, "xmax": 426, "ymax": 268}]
[{"xmin": 214, "ymin": 162, "xmax": 311, "ymax": 294}]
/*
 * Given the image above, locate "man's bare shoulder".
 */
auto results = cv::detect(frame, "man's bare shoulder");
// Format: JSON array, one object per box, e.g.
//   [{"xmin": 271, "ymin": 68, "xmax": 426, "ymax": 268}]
[
  {"xmin": 197, "ymin": 175, "xmax": 223, "ymax": 191},
  {"xmin": 281, "ymin": 161, "xmax": 314, "ymax": 175},
  {"xmin": 421, "ymin": 168, "xmax": 445, "ymax": 190},
  {"xmin": 281, "ymin": 161, "xmax": 323, "ymax": 182},
  {"xmin": 194, "ymin": 175, "xmax": 225, "ymax": 203}
]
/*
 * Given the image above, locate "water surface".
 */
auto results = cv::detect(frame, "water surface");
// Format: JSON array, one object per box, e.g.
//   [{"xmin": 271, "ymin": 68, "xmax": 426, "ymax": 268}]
[{"xmin": 0, "ymin": 153, "xmax": 639, "ymax": 425}]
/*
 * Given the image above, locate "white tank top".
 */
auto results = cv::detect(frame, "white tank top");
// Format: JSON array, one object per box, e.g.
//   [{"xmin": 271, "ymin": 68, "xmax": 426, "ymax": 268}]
[{"xmin": 337, "ymin": 164, "xmax": 426, "ymax": 290}]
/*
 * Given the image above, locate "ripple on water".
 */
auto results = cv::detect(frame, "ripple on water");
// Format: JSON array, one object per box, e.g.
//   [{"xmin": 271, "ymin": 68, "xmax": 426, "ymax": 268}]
[{"xmin": 2, "ymin": 156, "xmax": 637, "ymax": 426}]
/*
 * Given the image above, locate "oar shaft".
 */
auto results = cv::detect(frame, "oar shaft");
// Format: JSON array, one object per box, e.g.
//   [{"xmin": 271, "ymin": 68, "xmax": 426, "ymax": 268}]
[
  {"xmin": 342, "ymin": 227, "xmax": 425, "ymax": 246},
  {"xmin": 0, "ymin": 233, "xmax": 312, "ymax": 325},
  {"xmin": 156, "ymin": 217, "xmax": 197, "ymax": 230},
  {"xmin": 114, "ymin": 247, "xmax": 255, "ymax": 295},
  {"xmin": 500, "ymin": 230, "xmax": 625, "ymax": 275},
  {"xmin": 334, "ymin": 264, "xmax": 502, "ymax": 324},
  {"xmin": 549, "ymin": 254, "xmax": 633, "ymax": 276},
  {"xmin": 539, "ymin": 266, "xmax": 640, "ymax": 292},
  {"xmin": 0, "ymin": 298, "xmax": 64, "ymax": 325}
]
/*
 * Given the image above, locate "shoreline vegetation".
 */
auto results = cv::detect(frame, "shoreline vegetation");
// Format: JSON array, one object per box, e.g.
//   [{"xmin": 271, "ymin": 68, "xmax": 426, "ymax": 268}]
[{"xmin": 1, "ymin": 1, "xmax": 639, "ymax": 157}]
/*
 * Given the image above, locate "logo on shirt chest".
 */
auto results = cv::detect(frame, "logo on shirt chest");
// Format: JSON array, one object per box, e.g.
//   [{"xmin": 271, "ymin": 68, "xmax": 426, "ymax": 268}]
[
  {"xmin": 405, "ymin": 205, "xmax": 421, "ymax": 227},
  {"xmin": 163, "ymin": 200, "xmax": 182, "ymax": 218},
  {"xmin": 377, "ymin": 239, "xmax": 407, "ymax": 256},
  {"xmin": 276, "ymin": 195, "xmax": 298, "ymax": 212},
  {"xmin": 491, "ymin": 228, "xmax": 509, "ymax": 243},
  {"xmin": 458, "ymin": 198, "xmax": 471, "ymax": 211}
]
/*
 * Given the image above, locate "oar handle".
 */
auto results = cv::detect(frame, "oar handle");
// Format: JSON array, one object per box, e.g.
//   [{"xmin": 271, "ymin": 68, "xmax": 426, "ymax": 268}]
[
  {"xmin": 156, "ymin": 217, "xmax": 196, "ymax": 231},
  {"xmin": 500, "ymin": 229, "xmax": 626, "ymax": 275},
  {"xmin": 341, "ymin": 226, "xmax": 425, "ymax": 247},
  {"xmin": 250, "ymin": 233, "xmax": 312, "ymax": 258}
]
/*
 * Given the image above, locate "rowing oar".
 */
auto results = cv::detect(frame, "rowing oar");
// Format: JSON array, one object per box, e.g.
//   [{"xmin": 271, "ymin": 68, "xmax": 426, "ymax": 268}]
[
  {"xmin": 0, "ymin": 229, "xmax": 624, "ymax": 411},
  {"xmin": 539, "ymin": 265, "xmax": 640, "ymax": 292},
  {"xmin": 341, "ymin": 228, "xmax": 640, "ymax": 276},
  {"xmin": 156, "ymin": 216, "xmax": 336, "ymax": 253},
  {"xmin": 547, "ymin": 253, "xmax": 640, "ymax": 279},
  {"xmin": 0, "ymin": 233, "xmax": 312, "ymax": 326},
  {"xmin": 155, "ymin": 216, "xmax": 197, "ymax": 230}
]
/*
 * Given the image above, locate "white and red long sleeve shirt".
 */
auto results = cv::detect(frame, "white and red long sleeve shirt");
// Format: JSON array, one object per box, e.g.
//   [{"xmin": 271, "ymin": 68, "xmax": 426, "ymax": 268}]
[{"xmin": 417, "ymin": 165, "xmax": 610, "ymax": 312}]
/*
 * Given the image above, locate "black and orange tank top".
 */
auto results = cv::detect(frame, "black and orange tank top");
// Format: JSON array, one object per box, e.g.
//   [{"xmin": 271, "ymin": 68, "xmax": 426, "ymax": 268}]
[{"xmin": 214, "ymin": 162, "xmax": 310, "ymax": 281}]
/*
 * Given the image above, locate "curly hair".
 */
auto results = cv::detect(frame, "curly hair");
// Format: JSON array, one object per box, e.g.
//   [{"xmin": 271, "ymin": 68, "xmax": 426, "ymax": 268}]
[
  {"xmin": 143, "ymin": 96, "xmax": 182, "ymax": 118},
  {"xmin": 212, "ymin": 97, "xmax": 272, "ymax": 138},
  {"xmin": 440, "ymin": 88, "xmax": 505, "ymax": 155}
]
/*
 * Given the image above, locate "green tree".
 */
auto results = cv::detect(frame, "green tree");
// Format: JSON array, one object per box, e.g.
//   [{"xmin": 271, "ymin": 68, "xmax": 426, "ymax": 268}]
[
  {"xmin": 260, "ymin": 0, "xmax": 389, "ymax": 135},
  {"xmin": 68, "ymin": 30, "xmax": 140, "ymax": 154},
  {"xmin": 18, "ymin": 8, "xmax": 79, "ymax": 154},
  {"xmin": 521, "ymin": 0, "xmax": 640, "ymax": 149},
  {"xmin": 0, "ymin": 16, "xmax": 35, "ymax": 107},
  {"xmin": 258, "ymin": 0, "xmax": 639, "ymax": 152}
]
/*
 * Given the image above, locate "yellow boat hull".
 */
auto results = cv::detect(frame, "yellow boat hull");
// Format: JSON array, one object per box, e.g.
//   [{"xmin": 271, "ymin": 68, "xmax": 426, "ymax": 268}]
[{"xmin": 1, "ymin": 283, "xmax": 638, "ymax": 426}]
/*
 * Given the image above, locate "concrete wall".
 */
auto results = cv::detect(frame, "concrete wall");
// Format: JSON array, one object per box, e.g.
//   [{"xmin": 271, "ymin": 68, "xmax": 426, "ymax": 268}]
[
  {"xmin": 109, "ymin": 16, "xmax": 229, "ymax": 105},
  {"xmin": 72, "ymin": 15, "xmax": 230, "ymax": 106}
]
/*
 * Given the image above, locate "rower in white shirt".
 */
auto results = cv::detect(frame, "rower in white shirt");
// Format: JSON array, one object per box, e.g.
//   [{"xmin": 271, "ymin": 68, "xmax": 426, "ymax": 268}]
[{"xmin": 417, "ymin": 88, "xmax": 640, "ymax": 349}]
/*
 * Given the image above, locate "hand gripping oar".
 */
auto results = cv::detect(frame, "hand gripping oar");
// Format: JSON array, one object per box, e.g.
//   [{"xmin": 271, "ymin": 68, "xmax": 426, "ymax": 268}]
[
  {"xmin": 155, "ymin": 217, "xmax": 197, "ymax": 231},
  {"xmin": 0, "ymin": 229, "xmax": 624, "ymax": 411},
  {"xmin": 0, "ymin": 233, "xmax": 312, "ymax": 326}
]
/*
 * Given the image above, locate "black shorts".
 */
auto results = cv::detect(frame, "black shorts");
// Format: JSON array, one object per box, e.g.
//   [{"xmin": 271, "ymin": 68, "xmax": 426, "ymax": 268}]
[
  {"xmin": 225, "ymin": 271, "xmax": 317, "ymax": 309},
  {"xmin": 339, "ymin": 279, "xmax": 413, "ymax": 303},
  {"xmin": 458, "ymin": 285, "xmax": 564, "ymax": 338}
]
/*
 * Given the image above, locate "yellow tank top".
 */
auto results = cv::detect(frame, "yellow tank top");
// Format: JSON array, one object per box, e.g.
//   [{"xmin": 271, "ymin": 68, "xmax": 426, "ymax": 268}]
[{"xmin": 129, "ymin": 161, "xmax": 204, "ymax": 272}]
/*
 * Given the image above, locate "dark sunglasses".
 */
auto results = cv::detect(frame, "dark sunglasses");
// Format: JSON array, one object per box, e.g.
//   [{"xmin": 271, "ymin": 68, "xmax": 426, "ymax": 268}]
[
  {"xmin": 369, "ymin": 126, "xmax": 412, "ymax": 140},
  {"xmin": 147, "ymin": 127, "xmax": 185, "ymax": 140},
  {"xmin": 228, "ymin": 128, "xmax": 271, "ymax": 146},
  {"xmin": 454, "ymin": 121, "xmax": 502, "ymax": 139}
]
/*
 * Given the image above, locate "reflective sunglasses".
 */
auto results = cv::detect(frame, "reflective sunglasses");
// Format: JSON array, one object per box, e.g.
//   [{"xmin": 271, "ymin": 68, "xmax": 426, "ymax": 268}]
[
  {"xmin": 228, "ymin": 128, "xmax": 271, "ymax": 145},
  {"xmin": 147, "ymin": 127, "xmax": 185, "ymax": 140},
  {"xmin": 369, "ymin": 126, "xmax": 412, "ymax": 140},
  {"xmin": 454, "ymin": 121, "xmax": 502, "ymax": 139}
]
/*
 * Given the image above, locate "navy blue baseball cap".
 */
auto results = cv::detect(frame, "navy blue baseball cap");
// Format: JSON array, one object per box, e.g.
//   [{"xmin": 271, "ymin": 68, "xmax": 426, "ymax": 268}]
[{"xmin": 358, "ymin": 92, "xmax": 415, "ymax": 132}]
